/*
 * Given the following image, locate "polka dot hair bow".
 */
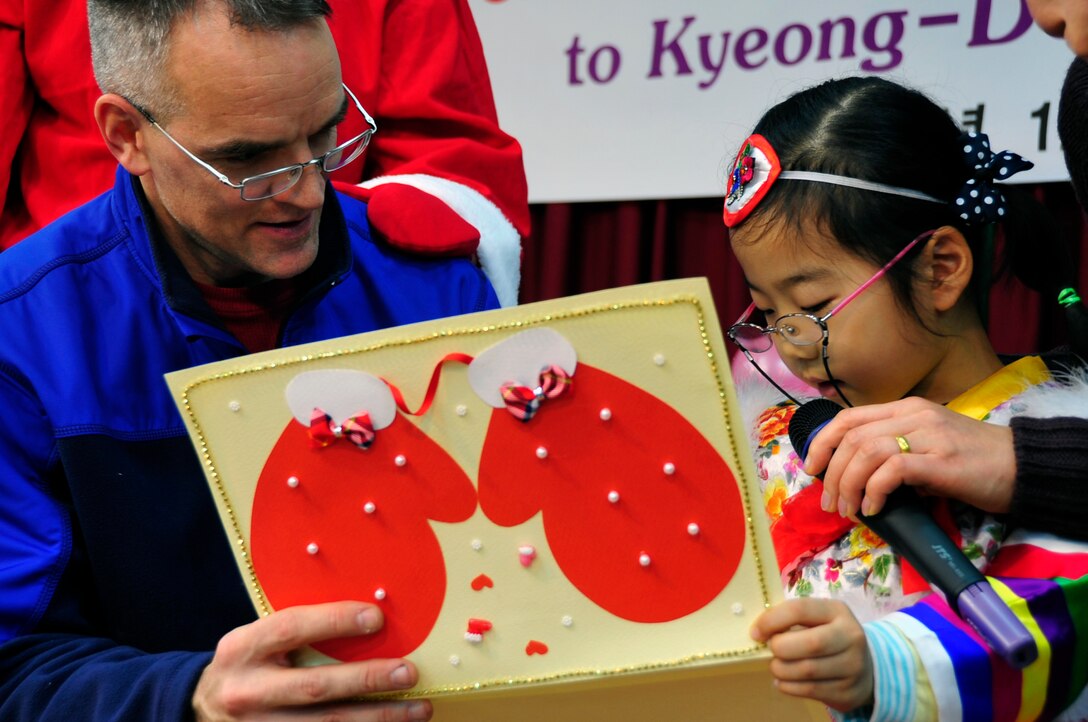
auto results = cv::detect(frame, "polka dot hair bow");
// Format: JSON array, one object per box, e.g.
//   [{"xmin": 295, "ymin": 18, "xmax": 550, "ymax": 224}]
[{"xmin": 955, "ymin": 131, "xmax": 1033, "ymax": 226}]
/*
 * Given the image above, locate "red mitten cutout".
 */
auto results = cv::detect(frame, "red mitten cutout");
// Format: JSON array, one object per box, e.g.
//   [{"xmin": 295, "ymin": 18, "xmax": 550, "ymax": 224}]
[
  {"xmin": 478, "ymin": 364, "xmax": 746, "ymax": 623},
  {"xmin": 333, "ymin": 181, "xmax": 480, "ymax": 255},
  {"xmin": 252, "ymin": 414, "xmax": 477, "ymax": 660}
]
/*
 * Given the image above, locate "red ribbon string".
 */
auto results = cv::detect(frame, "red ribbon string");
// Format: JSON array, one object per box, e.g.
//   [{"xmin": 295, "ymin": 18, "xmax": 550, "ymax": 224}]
[{"xmin": 384, "ymin": 352, "xmax": 476, "ymax": 417}]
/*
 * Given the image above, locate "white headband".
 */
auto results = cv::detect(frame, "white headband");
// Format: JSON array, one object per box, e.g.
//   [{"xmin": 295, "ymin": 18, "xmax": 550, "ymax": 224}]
[{"xmin": 778, "ymin": 171, "xmax": 943, "ymax": 204}]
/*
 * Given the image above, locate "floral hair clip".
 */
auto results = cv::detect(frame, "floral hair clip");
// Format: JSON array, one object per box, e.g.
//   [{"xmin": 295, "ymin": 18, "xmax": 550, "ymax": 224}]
[
  {"xmin": 722, "ymin": 134, "xmax": 782, "ymax": 227},
  {"xmin": 722, "ymin": 133, "xmax": 944, "ymax": 229}
]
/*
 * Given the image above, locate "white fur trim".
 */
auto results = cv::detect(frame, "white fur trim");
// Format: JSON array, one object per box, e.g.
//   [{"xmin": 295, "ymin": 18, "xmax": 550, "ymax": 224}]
[
  {"xmin": 1010, "ymin": 364, "xmax": 1088, "ymax": 418},
  {"xmin": 733, "ymin": 373, "xmax": 814, "ymax": 450},
  {"xmin": 358, "ymin": 174, "xmax": 521, "ymax": 307}
]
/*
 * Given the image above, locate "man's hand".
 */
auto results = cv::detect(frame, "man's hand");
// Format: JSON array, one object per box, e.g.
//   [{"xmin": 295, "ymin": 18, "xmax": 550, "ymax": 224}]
[
  {"xmin": 750, "ymin": 598, "xmax": 873, "ymax": 713},
  {"xmin": 804, "ymin": 396, "xmax": 1016, "ymax": 518},
  {"xmin": 192, "ymin": 601, "xmax": 432, "ymax": 721}
]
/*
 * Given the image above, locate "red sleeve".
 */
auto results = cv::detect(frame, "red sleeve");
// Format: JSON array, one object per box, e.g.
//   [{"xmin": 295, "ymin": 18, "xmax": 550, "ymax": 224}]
[
  {"xmin": 329, "ymin": 0, "xmax": 530, "ymax": 237},
  {"xmin": 0, "ymin": 1, "xmax": 116, "ymax": 249},
  {"xmin": 0, "ymin": 1, "xmax": 33, "ymax": 235}
]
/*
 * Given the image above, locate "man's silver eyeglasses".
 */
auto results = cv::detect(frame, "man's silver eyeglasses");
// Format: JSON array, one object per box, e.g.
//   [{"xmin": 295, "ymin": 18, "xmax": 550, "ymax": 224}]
[
  {"xmin": 131, "ymin": 83, "xmax": 376, "ymax": 201},
  {"xmin": 727, "ymin": 229, "xmax": 935, "ymax": 406}
]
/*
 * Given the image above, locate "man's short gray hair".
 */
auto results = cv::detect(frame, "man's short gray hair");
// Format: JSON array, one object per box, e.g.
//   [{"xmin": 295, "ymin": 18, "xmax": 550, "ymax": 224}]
[{"xmin": 88, "ymin": 0, "xmax": 332, "ymax": 119}]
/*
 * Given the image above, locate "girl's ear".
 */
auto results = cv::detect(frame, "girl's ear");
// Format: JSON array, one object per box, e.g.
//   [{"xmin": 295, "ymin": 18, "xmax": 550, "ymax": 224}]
[
  {"xmin": 94, "ymin": 94, "xmax": 152, "ymax": 176},
  {"xmin": 924, "ymin": 226, "xmax": 974, "ymax": 312}
]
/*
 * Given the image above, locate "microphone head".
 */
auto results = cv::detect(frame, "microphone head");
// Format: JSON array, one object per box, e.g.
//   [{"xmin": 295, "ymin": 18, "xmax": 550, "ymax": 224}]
[{"xmin": 787, "ymin": 398, "xmax": 843, "ymax": 462}]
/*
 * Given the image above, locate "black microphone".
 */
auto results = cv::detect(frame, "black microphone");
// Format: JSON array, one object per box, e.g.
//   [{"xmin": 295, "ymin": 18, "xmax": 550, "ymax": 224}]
[{"xmin": 788, "ymin": 398, "xmax": 1038, "ymax": 669}]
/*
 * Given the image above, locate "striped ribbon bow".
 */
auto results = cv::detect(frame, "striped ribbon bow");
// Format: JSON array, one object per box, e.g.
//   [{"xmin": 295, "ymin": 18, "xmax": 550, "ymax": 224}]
[
  {"xmin": 309, "ymin": 408, "xmax": 376, "ymax": 450},
  {"xmin": 499, "ymin": 365, "xmax": 572, "ymax": 422}
]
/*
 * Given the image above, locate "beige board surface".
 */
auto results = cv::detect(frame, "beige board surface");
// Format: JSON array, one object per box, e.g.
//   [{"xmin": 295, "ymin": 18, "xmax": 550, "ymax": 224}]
[{"xmin": 166, "ymin": 278, "xmax": 823, "ymax": 719}]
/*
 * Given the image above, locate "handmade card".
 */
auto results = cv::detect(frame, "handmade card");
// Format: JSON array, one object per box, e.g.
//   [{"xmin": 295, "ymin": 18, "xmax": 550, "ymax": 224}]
[{"xmin": 166, "ymin": 278, "xmax": 824, "ymax": 720}]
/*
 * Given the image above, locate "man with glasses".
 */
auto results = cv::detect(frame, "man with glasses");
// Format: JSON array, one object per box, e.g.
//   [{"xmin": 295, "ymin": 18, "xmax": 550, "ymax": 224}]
[
  {"xmin": 0, "ymin": 1, "xmax": 499, "ymax": 719},
  {"xmin": 1, "ymin": 0, "xmax": 528, "ymax": 306}
]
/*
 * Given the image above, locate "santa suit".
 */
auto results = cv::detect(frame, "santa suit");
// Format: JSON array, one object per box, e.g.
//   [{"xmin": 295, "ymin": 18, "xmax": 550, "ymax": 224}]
[{"xmin": 0, "ymin": 0, "xmax": 528, "ymax": 304}]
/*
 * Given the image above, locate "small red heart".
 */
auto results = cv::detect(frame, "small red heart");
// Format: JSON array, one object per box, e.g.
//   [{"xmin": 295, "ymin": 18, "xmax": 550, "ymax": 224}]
[
  {"xmin": 471, "ymin": 574, "xmax": 494, "ymax": 591},
  {"xmin": 525, "ymin": 640, "xmax": 549, "ymax": 656},
  {"xmin": 468, "ymin": 618, "xmax": 493, "ymax": 634}
]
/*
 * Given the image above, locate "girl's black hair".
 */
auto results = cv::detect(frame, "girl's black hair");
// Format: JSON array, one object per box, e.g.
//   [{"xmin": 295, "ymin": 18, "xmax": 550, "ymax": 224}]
[{"xmin": 741, "ymin": 76, "xmax": 1083, "ymax": 352}]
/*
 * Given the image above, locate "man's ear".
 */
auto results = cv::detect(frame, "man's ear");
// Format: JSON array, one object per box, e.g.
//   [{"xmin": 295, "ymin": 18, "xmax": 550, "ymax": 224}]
[
  {"xmin": 94, "ymin": 94, "xmax": 151, "ymax": 176},
  {"xmin": 924, "ymin": 226, "xmax": 974, "ymax": 312}
]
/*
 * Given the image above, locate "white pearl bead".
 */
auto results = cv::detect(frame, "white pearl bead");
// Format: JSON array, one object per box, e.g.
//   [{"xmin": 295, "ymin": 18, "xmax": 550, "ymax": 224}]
[
  {"xmin": 394, "ymin": 454, "xmax": 407, "ymax": 467},
  {"xmin": 287, "ymin": 476, "xmax": 300, "ymax": 488},
  {"xmin": 456, "ymin": 404, "xmax": 468, "ymax": 417},
  {"xmin": 374, "ymin": 588, "xmax": 387, "ymax": 601},
  {"xmin": 608, "ymin": 490, "xmax": 620, "ymax": 504},
  {"xmin": 732, "ymin": 602, "xmax": 745, "ymax": 616},
  {"xmin": 639, "ymin": 552, "xmax": 651, "ymax": 567},
  {"xmin": 535, "ymin": 446, "xmax": 548, "ymax": 459},
  {"xmin": 471, "ymin": 539, "xmax": 483, "ymax": 551},
  {"xmin": 599, "ymin": 408, "xmax": 612, "ymax": 421},
  {"xmin": 228, "ymin": 400, "xmax": 241, "ymax": 412},
  {"xmin": 561, "ymin": 615, "xmax": 573, "ymax": 627},
  {"xmin": 653, "ymin": 353, "xmax": 666, "ymax": 366},
  {"xmin": 663, "ymin": 462, "xmax": 676, "ymax": 475},
  {"xmin": 363, "ymin": 501, "xmax": 376, "ymax": 514},
  {"xmin": 449, "ymin": 655, "xmax": 461, "ymax": 667},
  {"xmin": 687, "ymin": 522, "xmax": 700, "ymax": 536},
  {"xmin": 306, "ymin": 543, "xmax": 319, "ymax": 555}
]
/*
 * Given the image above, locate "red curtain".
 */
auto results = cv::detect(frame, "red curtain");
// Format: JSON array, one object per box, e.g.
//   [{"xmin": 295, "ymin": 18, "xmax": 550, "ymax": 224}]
[{"xmin": 521, "ymin": 183, "xmax": 1088, "ymax": 356}]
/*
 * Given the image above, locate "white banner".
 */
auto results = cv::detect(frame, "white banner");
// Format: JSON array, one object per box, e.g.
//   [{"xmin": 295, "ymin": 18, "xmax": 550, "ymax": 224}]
[{"xmin": 469, "ymin": 0, "xmax": 1076, "ymax": 203}]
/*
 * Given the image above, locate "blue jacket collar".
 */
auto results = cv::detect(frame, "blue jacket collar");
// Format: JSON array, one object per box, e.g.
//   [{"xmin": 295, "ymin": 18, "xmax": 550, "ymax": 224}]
[{"xmin": 111, "ymin": 166, "xmax": 352, "ymax": 345}]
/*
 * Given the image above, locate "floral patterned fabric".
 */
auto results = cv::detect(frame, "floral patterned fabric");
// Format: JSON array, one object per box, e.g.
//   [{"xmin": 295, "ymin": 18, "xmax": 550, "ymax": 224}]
[{"xmin": 754, "ymin": 395, "xmax": 1008, "ymax": 622}]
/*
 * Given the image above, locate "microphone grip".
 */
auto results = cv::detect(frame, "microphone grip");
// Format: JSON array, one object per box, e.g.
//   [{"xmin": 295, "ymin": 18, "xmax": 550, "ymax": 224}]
[
  {"xmin": 859, "ymin": 488, "xmax": 1038, "ymax": 669},
  {"xmin": 859, "ymin": 488, "xmax": 984, "ymax": 597}
]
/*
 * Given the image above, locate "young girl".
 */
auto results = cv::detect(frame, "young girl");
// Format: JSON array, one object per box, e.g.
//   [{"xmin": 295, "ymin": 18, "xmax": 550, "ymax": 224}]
[{"xmin": 723, "ymin": 76, "xmax": 1088, "ymax": 721}]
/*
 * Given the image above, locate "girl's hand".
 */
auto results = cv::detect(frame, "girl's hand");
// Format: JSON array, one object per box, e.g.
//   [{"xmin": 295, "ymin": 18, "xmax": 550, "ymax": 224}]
[
  {"xmin": 803, "ymin": 396, "xmax": 1016, "ymax": 517},
  {"xmin": 750, "ymin": 598, "xmax": 873, "ymax": 712}
]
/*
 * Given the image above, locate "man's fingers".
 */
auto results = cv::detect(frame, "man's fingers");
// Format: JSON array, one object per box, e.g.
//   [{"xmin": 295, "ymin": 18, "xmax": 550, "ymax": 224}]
[
  {"xmin": 241, "ymin": 602, "xmax": 384, "ymax": 659},
  {"xmin": 255, "ymin": 659, "xmax": 421, "ymax": 709},
  {"xmin": 820, "ymin": 414, "xmax": 925, "ymax": 515},
  {"xmin": 857, "ymin": 453, "xmax": 936, "ymax": 516},
  {"xmin": 817, "ymin": 414, "xmax": 904, "ymax": 479},
  {"xmin": 801, "ymin": 402, "xmax": 908, "ymax": 475},
  {"xmin": 833, "ymin": 431, "xmax": 918, "ymax": 516}
]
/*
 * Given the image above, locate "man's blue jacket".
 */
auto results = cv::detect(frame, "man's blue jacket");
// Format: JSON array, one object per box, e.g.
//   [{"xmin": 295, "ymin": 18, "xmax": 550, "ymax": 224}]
[{"xmin": 0, "ymin": 167, "xmax": 499, "ymax": 719}]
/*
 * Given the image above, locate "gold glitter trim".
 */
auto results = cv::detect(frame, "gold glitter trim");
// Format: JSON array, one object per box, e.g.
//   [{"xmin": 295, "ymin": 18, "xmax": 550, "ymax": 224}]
[{"xmin": 179, "ymin": 294, "xmax": 773, "ymax": 694}]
